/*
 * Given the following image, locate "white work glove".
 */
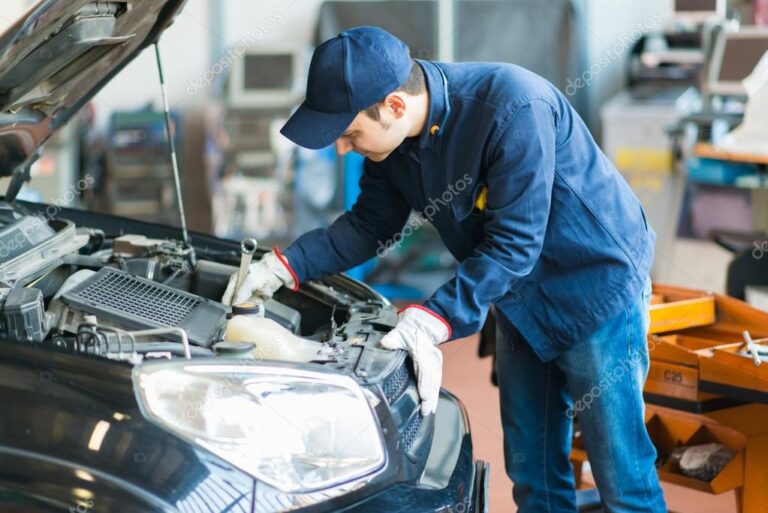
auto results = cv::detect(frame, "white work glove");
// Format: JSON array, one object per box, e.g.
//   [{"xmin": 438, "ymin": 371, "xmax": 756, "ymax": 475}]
[
  {"xmin": 221, "ymin": 250, "xmax": 297, "ymax": 306},
  {"xmin": 379, "ymin": 306, "xmax": 452, "ymax": 415}
]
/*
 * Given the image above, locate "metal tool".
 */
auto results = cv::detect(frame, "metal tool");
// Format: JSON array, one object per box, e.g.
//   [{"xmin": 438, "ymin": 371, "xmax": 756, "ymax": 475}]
[
  {"xmin": 742, "ymin": 330, "xmax": 763, "ymax": 367},
  {"xmin": 154, "ymin": 42, "xmax": 189, "ymax": 246},
  {"xmin": 323, "ymin": 304, "xmax": 338, "ymax": 343},
  {"xmin": 234, "ymin": 238, "xmax": 258, "ymax": 300}
]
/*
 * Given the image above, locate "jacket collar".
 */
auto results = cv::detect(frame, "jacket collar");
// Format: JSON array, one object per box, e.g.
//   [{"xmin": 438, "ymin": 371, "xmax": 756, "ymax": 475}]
[{"xmin": 398, "ymin": 59, "xmax": 451, "ymax": 157}]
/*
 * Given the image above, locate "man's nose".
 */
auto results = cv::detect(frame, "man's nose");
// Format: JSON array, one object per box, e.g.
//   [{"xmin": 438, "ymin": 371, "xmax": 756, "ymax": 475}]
[{"xmin": 335, "ymin": 138, "xmax": 352, "ymax": 156}]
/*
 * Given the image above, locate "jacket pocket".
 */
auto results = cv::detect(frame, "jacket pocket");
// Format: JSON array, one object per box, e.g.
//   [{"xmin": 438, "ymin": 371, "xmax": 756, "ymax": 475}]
[{"xmin": 451, "ymin": 182, "xmax": 486, "ymax": 222}]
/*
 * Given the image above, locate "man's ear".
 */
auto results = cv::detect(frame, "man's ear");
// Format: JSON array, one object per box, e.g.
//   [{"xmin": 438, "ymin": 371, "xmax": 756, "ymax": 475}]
[{"xmin": 383, "ymin": 93, "xmax": 407, "ymax": 119}]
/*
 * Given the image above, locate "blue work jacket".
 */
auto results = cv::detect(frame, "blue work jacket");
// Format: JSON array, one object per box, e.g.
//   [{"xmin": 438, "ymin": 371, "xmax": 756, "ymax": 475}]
[{"xmin": 283, "ymin": 59, "xmax": 655, "ymax": 361}]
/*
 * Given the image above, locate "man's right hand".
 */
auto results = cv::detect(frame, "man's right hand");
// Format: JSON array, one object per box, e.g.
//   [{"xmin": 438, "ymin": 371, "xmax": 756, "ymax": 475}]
[{"xmin": 221, "ymin": 250, "xmax": 298, "ymax": 306}]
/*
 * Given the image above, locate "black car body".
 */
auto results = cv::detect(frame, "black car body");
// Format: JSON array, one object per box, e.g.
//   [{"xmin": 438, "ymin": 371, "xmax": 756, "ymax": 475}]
[{"xmin": 0, "ymin": 2, "xmax": 488, "ymax": 512}]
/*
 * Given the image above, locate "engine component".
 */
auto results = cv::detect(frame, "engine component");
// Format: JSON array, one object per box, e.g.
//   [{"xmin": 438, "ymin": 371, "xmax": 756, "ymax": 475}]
[
  {"xmin": 60, "ymin": 267, "xmax": 227, "ymax": 346},
  {"xmin": 264, "ymin": 298, "xmax": 301, "ymax": 334},
  {"xmin": 193, "ymin": 259, "xmax": 234, "ymax": 297},
  {"xmin": 51, "ymin": 268, "xmax": 96, "ymax": 301},
  {"xmin": 0, "ymin": 219, "xmax": 89, "ymax": 285},
  {"xmin": 74, "ymin": 323, "xmax": 210, "ymax": 361},
  {"xmin": 112, "ymin": 234, "xmax": 194, "ymax": 284},
  {"xmin": 113, "ymin": 234, "xmax": 191, "ymax": 259},
  {"xmin": 224, "ymin": 315, "xmax": 338, "ymax": 362},
  {"xmin": 230, "ymin": 302, "xmax": 263, "ymax": 318},
  {"xmin": 0, "ymin": 216, "xmax": 55, "ymax": 263},
  {"xmin": 0, "ymin": 287, "xmax": 49, "ymax": 343},
  {"xmin": 194, "ymin": 259, "xmax": 302, "ymax": 333},
  {"xmin": 213, "ymin": 341, "xmax": 256, "ymax": 358},
  {"xmin": 121, "ymin": 258, "xmax": 160, "ymax": 281},
  {"xmin": 75, "ymin": 322, "xmax": 133, "ymax": 357}
]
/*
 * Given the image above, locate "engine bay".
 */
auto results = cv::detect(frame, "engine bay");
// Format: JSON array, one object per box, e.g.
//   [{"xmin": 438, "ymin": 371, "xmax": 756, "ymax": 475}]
[{"xmin": 0, "ymin": 206, "xmax": 401, "ymax": 384}]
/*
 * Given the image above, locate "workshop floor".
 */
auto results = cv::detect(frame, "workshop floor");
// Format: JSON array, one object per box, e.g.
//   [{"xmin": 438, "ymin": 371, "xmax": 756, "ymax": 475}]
[{"xmin": 440, "ymin": 335, "xmax": 740, "ymax": 513}]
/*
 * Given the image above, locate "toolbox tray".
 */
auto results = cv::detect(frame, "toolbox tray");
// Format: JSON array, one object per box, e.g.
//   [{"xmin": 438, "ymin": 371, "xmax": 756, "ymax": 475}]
[{"xmin": 646, "ymin": 412, "xmax": 745, "ymax": 494}]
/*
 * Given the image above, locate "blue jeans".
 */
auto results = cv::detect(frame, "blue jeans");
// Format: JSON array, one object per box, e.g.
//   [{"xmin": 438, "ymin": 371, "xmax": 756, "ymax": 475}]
[{"xmin": 495, "ymin": 278, "xmax": 666, "ymax": 513}]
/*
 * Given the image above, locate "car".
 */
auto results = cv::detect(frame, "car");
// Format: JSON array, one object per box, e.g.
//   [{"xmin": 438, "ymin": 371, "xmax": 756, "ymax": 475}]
[{"xmin": 0, "ymin": 1, "xmax": 489, "ymax": 512}]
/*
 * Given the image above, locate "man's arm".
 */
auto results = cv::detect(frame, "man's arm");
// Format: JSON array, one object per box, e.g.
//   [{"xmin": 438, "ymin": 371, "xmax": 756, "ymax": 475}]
[
  {"xmin": 282, "ymin": 159, "xmax": 412, "ymax": 282},
  {"xmin": 422, "ymin": 99, "xmax": 557, "ymax": 338}
]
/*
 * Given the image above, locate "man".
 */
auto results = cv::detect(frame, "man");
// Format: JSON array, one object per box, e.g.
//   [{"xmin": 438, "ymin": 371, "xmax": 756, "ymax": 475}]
[{"xmin": 222, "ymin": 26, "xmax": 667, "ymax": 513}]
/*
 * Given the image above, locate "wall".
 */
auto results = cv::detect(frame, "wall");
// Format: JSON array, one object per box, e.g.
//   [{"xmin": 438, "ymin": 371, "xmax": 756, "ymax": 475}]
[
  {"xmin": 208, "ymin": 0, "xmax": 676, "ymax": 140},
  {"xmin": 215, "ymin": 0, "xmax": 326, "ymax": 49},
  {"xmin": 0, "ymin": 1, "xmax": 29, "ymax": 32},
  {"xmin": 579, "ymin": 0, "xmax": 673, "ymax": 139},
  {"xmin": 92, "ymin": 0, "xmax": 211, "ymax": 127},
  {"xmin": 0, "ymin": 0, "xmax": 683, "ymax": 231},
  {"xmin": 92, "ymin": 0, "xmax": 326, "ymax": 121},
  {"xmin": 5, "ymin": 0, "xmax": 682, "ymax": 144}
]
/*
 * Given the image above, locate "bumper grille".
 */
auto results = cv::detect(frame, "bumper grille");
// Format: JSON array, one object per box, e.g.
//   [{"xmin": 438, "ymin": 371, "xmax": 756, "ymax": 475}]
[
  {"xmin": 382, "ymin": 360, "xmax": 412, "ymax": 403},
  {"xmin": 401, "ymin": 412, "xmax": 423, "ymax": 451}
]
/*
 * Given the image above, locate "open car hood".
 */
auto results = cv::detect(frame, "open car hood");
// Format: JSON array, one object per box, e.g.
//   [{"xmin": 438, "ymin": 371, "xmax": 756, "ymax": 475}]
[{"xmin": 0, "ymin": 0, "xmax": 186, "ymax": 197}]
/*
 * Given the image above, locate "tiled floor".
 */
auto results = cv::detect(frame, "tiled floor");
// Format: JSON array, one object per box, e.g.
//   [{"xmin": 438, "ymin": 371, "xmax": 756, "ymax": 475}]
[{"xmin": 440, "ymin": 334, "xmax": 740, "ymax": 513}]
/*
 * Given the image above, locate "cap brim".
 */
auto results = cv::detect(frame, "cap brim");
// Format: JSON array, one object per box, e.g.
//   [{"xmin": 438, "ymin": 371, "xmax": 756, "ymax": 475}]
[{"xmin": 280, "ymin": 102, "xmax": 357, "ymax": 150}]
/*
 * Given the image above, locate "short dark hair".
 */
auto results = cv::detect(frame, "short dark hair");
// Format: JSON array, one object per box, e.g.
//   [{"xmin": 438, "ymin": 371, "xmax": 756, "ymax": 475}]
[{"xmin": 362, "ymin": 61, "xmax": 426, "ymax": 121}]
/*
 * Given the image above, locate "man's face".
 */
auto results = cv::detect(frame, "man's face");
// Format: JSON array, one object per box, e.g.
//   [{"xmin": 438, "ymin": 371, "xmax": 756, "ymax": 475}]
[{"xmin": 334, "ymin": 100, "xmax": 410, "ymax": 162}]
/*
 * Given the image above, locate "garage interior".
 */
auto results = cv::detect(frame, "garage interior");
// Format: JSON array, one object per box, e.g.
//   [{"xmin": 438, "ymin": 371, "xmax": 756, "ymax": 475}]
[{"xmin": 1, "ymin": 0, "xmax": 768, "ymax": 512}]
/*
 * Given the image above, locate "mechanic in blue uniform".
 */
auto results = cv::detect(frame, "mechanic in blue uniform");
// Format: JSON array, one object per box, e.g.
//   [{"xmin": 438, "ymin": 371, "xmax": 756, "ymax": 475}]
[{"xmin": 222, "ymin": 26, "xmax": 667, "ymax": 513}]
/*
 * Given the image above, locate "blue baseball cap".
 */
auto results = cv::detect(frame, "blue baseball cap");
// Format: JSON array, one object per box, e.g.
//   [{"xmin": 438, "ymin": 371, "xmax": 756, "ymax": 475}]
[{"xmin": 280, "ymin": 26, "xmax": 412, "ymax": 149}]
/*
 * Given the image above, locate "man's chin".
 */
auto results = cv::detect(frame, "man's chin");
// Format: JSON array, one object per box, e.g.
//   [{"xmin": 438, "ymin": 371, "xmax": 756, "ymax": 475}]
[{"xmin": 364, "ymin": 151, "xmax": 392, "ymax": 162}]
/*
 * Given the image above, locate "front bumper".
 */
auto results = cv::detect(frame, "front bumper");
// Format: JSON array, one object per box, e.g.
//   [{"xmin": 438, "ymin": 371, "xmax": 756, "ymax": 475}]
[{"xmin": 339, "ymin": 389, "xmax": 489, "ymax": 513}]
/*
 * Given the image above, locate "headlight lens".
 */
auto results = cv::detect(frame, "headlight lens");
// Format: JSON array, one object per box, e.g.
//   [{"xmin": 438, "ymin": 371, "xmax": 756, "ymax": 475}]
[{"xmin": 134, "ymin": 362, "xmax": 385, "ymax": 493}]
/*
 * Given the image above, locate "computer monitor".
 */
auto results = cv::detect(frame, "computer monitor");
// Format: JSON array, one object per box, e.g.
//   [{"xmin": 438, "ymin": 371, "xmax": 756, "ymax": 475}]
[
  {"xmin": 708, "ymin": 27, "xmax": 768, "ymax": 96},
  {"xmin": 674, "ymin": 0, "xmax": 726, "ymax": 22},
  {"xmin": 227, "ymin": 47, "xmax": 306, "ymax": 108}
]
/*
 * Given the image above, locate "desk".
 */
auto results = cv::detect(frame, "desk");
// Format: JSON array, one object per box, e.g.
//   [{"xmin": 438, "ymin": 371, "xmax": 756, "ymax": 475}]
[
  {"xmin": 694, "ymin": 143, "xmax": 768, "ymax": 166},
  {"xmin": 687, "ymin": 144, "xmax": 768, "ymax": 233}
]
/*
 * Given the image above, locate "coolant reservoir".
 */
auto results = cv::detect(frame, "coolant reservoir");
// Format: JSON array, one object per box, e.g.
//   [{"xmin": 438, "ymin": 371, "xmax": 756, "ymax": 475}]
[{"xmin": 224, "ymin": 315, "xmax": 320, "ymax": 362}]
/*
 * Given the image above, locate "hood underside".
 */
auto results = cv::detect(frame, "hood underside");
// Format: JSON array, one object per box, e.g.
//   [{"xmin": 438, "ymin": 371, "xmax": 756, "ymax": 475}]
[{"xmin": 0, "ymin": 0, "xmax": 186, "ymax": 182}]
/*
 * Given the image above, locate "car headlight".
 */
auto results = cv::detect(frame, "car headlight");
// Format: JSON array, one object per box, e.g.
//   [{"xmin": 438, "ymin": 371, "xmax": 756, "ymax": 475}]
[{"xmin": 133, "ymin": 361, "xmax": 386, "ymax": 493}]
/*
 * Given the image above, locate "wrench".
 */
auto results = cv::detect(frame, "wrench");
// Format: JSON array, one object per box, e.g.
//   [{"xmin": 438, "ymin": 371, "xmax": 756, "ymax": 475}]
[
  {"xmin": 742, "ymin": 330, "xmax": 763, "ymax": 367},
  {"xmin": 233, "ymin": 237, "xmax": 258, "ymax": 302}
]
